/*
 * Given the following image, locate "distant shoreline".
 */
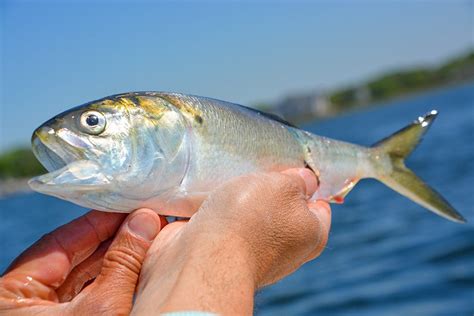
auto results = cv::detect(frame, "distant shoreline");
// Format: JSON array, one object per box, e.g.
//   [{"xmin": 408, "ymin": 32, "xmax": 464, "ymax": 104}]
[
  {"xmin": 269, "ymin": 50, "xmax": 474, "ymax": 124},
  {"xmin": 0, "ymin": 178, "xmax": 32, "ymax": 198},
  {"xmin": 311, "ymin": 79, "xmax": 474, "ymax": 123}
]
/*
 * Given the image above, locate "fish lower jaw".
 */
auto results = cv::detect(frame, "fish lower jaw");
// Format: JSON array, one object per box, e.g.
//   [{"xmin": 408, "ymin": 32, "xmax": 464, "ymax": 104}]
[{"xmin": 28, "ymin": 160, "xmax": 112, "ymax": 194}]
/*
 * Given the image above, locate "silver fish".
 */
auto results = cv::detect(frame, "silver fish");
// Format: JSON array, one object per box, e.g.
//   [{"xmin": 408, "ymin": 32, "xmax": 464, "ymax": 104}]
[{"xmin": 29, "ymin": 92, "xmax": 466, "ymax": 223}]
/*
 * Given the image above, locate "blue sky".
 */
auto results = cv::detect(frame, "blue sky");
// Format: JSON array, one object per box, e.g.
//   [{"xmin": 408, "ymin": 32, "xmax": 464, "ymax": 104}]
[{"xmin": 1, "ymin": 1, "xmax": 473, "ymax": 151}]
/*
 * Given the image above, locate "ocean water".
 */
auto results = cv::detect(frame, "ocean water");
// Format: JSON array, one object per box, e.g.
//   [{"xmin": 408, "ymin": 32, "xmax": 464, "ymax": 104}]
[{"xmin": 1, "ymin": 83, "xmax": 473, "ymax": 315}]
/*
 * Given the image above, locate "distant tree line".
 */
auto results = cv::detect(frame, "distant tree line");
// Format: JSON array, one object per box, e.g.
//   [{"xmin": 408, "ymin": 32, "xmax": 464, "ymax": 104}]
[
  {"xmin": 0, "ymin": 148, "xmax": 45, "ymax": 179},
  {"xmin": 330, "ymin": 50, "xmax": 474, "ymax": 111}
]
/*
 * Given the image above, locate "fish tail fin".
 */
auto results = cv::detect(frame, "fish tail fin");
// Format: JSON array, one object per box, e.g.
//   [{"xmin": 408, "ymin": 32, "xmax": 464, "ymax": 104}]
[{"xmin": 370, "ymin": 110, "xmax": 466, "ymax": 223}]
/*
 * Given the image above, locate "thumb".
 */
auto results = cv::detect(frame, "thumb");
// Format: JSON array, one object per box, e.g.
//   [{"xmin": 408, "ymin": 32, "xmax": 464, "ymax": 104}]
[{"xmin": 74, "ymin": 208, "xmax": 163, "ymax": 315}]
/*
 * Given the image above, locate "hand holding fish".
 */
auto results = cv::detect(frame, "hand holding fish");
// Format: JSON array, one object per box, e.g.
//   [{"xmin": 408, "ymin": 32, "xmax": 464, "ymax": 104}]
[
  {"xmin": 1, "ymin": 168, "xmax": 329, "ymax": 315},
  {"xmin": 0, "ymin": 209, "xmax": 163, "ymax": 315},
  {"xmin": 132, "ymin": 168, "xmax": 331, "ymax": 314}
]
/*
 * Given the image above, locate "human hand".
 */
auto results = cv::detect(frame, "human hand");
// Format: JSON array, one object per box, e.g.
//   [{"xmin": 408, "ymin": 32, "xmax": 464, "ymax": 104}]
[
  {"xmin": 133, "ymin": 168, "xmax": 331, "ymax": 314},
  {"xmin": 192, "ymin": 168, "xmax": 331, "ymax": 285},
  {"xmin": 0, "ymin": 208, "xmax": 163, "ymax": 315}
]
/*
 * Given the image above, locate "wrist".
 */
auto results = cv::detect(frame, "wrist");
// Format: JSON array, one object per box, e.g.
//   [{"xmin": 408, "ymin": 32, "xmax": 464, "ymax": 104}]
[
  {"xmin": 133, "ymin": 225, "xmax": 257, "ymax": 315},
  {"xmin": 162, "ymin": 228, "xmax": 257, "ymax": 313}
]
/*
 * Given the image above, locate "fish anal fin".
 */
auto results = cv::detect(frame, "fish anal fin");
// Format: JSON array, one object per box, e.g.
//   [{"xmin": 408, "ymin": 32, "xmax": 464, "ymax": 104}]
[
  {"xmin": 332, "ymin": 196, "xmax": 345, "ymax": 204},
  {"xmin": 327, "ymin": 178, "xmax": 359, "ymax": 204},
  {"xmin": 314, "ymin": 178, "xmax": 360, "ymax": 204}
]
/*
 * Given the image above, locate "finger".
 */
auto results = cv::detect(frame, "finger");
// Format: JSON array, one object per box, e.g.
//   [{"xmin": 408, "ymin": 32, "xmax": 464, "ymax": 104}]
[
  {"xmin": 73, "ymin": 209, "xmax": 161, "ymax": 314},
  {"xmin": 281, "ymin": 168, "xmax": 319, "ymax": 197},
  {"xmin": 58, "ymin": 216, "xmax": 168, "ymax": 302},
  {"xmin": 305, "ymin": 200, "xmax": 332, "ymax": 261},
  {"xmin": 147, "ymin": 219, "xmax": 188, "ymax": 254},
  {"xmin": 56, "ymin": 240, "xmax": 112, "ymax": 302},
  {"xmin": 3, "ymin": 211, "xmax": 126, "ymax": 298}
]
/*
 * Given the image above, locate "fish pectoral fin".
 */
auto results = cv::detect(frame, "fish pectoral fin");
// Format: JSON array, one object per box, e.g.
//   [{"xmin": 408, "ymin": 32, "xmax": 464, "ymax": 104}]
[{"xmin": 29, "ymin": 160, "xmax": 111, "ymax": 192}]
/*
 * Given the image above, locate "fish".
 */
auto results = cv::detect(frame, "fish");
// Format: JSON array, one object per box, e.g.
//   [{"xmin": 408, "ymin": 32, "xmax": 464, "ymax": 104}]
[{"xmin": 29, "ymin": 92, "xmax": 466, "ymax": 223}]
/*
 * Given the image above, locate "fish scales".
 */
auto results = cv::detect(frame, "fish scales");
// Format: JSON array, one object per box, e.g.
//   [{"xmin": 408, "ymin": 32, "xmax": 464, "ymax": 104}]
[{"xmin": 158, "ymin": 93, "xmax": 306, "ymax": 193}]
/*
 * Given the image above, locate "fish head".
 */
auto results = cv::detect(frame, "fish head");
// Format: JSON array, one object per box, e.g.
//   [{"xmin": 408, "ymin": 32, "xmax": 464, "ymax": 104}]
[{"xmin": 29, "ymin": 93, "xmax": 190, "ymax": 212}]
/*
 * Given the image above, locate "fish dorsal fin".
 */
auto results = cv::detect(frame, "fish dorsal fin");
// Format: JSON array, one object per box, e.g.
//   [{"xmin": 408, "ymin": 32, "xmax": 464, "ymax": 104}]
[{"xmin": 238, "ymin": 105, "xmax": 297, "ymax": 128}]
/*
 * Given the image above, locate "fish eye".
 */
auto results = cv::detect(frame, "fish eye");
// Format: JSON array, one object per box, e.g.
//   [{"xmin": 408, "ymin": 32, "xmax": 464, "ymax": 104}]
[
  {"xmin": 86, "ymin": 114, "xmax": 99, "ymax": 126},
  {"xmin": 79, "ymin": 111, "xmax": 106, "ymax": 135}
]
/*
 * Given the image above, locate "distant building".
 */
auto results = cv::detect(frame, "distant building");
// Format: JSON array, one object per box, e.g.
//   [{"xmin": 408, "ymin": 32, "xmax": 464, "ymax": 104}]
[
  {"xmin": 274, "ymin": 92, "xmax": 330, "ymax": 122},
  {"xmin": 354, "ymin": 85, "xmax": 371, "ymax": 105}
]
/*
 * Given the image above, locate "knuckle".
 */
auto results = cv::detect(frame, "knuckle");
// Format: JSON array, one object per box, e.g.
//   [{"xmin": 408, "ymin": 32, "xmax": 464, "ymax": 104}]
[
  {"xmin": 102, "ymin": 246, "xmax": 143, "ymax": 276},
  {"xmin": 84, "ymin": 212, "xmax": 107, "ymax": 241},
  {"xmin": 233, "ymin": 177, "xmax": 267, "ymax": 206},
  {"xmin": 274, "ymin": 174, "xmax": 303, "ymax": 196}
]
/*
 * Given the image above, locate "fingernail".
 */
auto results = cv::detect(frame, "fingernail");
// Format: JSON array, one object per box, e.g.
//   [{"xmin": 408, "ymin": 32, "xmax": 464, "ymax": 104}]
[
  {"xmin": 298, "ymin": 168, "xmax": 318, "ymax": 196},
  {"xmin": 127, "ymin": 212, "xmax": 159, "ymax": 241}
]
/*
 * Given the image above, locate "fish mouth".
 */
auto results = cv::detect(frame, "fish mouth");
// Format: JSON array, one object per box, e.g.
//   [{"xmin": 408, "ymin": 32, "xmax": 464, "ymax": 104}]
[
  {"xmin": 31, "ymin": 127, "xmax": 80, "ymax": 172},
  {"xmin": 29, "ymin": 127, "xmax": 110, "ymax": 193},
  {"xmin": 32, "ymin": 129, "xmax": 66, "ymax": 172}
]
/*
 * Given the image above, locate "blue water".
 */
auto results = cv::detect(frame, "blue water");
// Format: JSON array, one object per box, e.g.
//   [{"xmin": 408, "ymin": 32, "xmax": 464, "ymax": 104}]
[{"xmin": 1, "ymin": 83, "xmax": 473, "ymax": 315}]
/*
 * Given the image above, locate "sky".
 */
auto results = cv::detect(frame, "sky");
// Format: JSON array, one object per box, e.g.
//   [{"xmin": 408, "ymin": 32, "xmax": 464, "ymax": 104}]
[{"xmin": 1, "ymin": 0, "xmax": 473, "ymax": 151}]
